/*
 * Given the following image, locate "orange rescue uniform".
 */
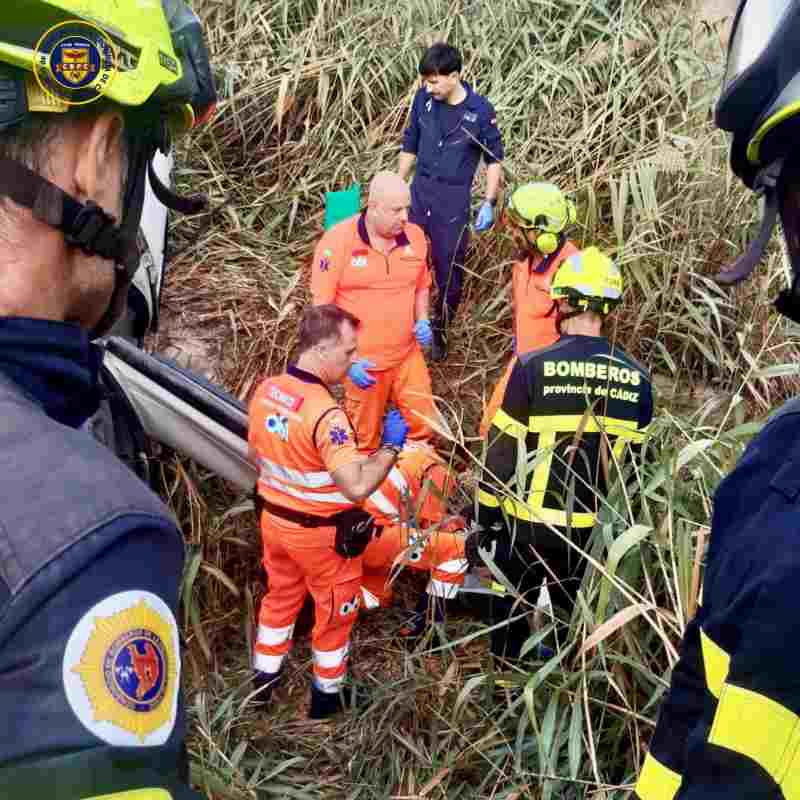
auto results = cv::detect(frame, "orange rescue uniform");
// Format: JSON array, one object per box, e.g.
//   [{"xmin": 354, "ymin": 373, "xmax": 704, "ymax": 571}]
[
  {"xmin": 361, "ymin": 443, "xmax": 468, "ymax": 607},
  {"xmin": 249, "ymin": 365, "xmax": 364, "ymax": 698},
  {"xmin": 479, "ymin": 241, "xmax": 580, "ymax": 437},
  {"xmin": 311, "ymin": 213, "xmax": 436, "ymax": 450}
]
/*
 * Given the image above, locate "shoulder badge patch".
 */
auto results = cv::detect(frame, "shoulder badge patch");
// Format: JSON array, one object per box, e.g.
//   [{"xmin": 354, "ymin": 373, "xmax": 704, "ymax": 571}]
[
  {"xmin": 266, "ymin": 413, "xmax": 289, "ymax": 441},
  {"xmin": 62, "ymin": 591, "xmax": 180, "ymax": 747},
  {"xmin": 329, "ymin": 424, "xmax": 349, "ymax": 446},
  {"xmin": 267, "ymin": 383, "xmax": 304, "ymax": 412},
  {"xmin": 351, "ymin": 249, "xmax": 368, "ymax": 268}
]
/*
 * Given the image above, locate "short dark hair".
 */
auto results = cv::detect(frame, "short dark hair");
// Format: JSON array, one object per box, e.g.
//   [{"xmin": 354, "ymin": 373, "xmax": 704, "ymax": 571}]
[
  {"xmin": 296, "ymin": 304, "xmax": 360, "ymax": 356},
  {"xmin": 419, "ymin": 43, "xmax": 462, "ymax": 77}
]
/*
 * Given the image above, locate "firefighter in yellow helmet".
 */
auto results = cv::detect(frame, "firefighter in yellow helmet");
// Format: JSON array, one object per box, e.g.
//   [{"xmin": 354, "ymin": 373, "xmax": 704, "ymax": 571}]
[
  {"xmin": 472, "ymin": 247, "xmax": 653, "ymax": 660},
  {"xmin": 0, "ymin": 2, "xmax": 216, "ymax": 798},
  {"xmin": 635, "ymin": 2, "xmax": 800, "ymax": 797}
]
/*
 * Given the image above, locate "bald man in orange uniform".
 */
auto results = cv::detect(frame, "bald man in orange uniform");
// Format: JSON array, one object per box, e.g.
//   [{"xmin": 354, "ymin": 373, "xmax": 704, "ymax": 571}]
[{"xmin": 311, "ymin": 171, "xmax": 438, "ymax": 451}]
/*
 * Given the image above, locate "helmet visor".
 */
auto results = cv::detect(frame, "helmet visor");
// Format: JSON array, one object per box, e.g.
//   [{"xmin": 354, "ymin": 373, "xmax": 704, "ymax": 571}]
[{"xmin": 723, "ymin": 0, "xmax": 793, "ymax": 91}]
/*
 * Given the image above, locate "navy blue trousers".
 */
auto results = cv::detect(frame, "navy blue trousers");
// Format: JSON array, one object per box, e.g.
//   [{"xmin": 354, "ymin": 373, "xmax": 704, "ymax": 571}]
[{"xmin": 410, "ymin": 177, "xmax": 470, "ymax": 324}]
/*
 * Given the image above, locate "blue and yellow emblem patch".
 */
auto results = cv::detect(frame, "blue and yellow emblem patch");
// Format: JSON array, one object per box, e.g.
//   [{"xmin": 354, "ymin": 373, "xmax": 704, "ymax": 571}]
[
  {"xmin": 63, "ymin": 591, "xmax": 179, "ymax": 746},
  {"xmin": 33, "ymin": 20, "xmax": 117, "ymax": 107}
]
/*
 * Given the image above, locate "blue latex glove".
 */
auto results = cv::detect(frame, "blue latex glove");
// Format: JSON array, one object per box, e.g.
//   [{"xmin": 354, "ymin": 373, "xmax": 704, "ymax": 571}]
[
  {"xmin": 381, "ymin": 409, "xmax": 409, "ymax": 449},
  {"xmin": 414, "ymin": 319, "xmax": 433, "ymax": 348},
  {"xmin": 348, "ymin": 359, "xmax": 377, "ymax": 389},
  {"xmin": 475, "ymin": 200, "xmax": 495, "ymax": 232}
]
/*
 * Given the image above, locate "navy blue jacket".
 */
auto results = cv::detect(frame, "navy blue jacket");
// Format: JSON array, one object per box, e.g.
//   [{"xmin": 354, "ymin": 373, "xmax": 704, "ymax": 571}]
[
  {"xmin": 0, "ymin": 318, "xmax": 198, "ymax": 800},
  {"xmin": 402, "ymin": 81, "xmax": 504, "ymax": 189},
  {"xmin": 636, "ymin": 399, "xmax": 800, "ymax": 799}
]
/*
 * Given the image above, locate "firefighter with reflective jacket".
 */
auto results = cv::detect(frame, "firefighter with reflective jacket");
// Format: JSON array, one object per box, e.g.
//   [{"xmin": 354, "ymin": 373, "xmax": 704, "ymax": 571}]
[
  {"xmin": 361, "ymin": 441, "xmax": 469, "ymax": 634},
  {"xmin": 0, "ymin": 2, "xmax": 216, "ymax": 799},
  {"xmin": 479, "ymin": 182, "xmax": 581, "ymax": 437},
  {"xmin": 473, "ymin": 247, "xmax": 654, "ymax": 659},
  {"xmin": 248, "ymin": 305, "xmax": 409, "ymax": 719},
  {"xmin": 635, "ymin": 2, "xmax": 800, "ymax": 796}
]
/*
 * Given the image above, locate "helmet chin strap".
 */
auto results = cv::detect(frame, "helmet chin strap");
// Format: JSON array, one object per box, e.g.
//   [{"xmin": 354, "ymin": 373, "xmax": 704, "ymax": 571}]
[
  {"xmin": 714, "ymin": 159, "xmax": 782, "ymax": 286},
  {"xmin": 0, "ymin": 129, "xmax": 210, "ymax": 338},
  {"xmin": 0, "ymin": 157, "xmax": 139, "ymax": 269}
]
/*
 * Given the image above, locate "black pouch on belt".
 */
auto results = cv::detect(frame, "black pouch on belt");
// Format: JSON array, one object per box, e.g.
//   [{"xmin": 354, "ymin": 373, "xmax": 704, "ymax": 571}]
[{"xmin": 332, "ymin": 508, "xmax": 380, "ymax": 558}]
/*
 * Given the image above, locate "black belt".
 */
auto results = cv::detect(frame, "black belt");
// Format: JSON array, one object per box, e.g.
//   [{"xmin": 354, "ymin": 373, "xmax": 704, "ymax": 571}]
[
  {"xmin": 417, "ymin": 170, "xmax": 470, "ymax": 187},
  {"xmin": 255, "ymin": 494, "xmax": 337, "ymax": 528}
]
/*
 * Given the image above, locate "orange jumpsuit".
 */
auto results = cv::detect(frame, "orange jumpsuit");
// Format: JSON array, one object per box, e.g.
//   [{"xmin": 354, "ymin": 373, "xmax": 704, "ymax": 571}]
[
  {"xmin": 248, "ymin": 365, "xmax": 364, "ymax": 698},
  {"xmin": 360, "ymin": 443, "xmax": 468, "ymax": 607},
  {"xmin": 311, "ymin": 213, "xmax": 437, "ymax": 451},
  {"xmin": 479, "ymin": 241, "xmax": 580, "ymax": 437}
]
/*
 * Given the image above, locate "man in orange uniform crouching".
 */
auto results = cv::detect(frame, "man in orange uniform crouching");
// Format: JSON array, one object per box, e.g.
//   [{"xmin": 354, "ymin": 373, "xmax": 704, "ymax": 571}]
[
  {"xmin": 479, "ymin": 183, "xmax": 580, "ymax": 437},
  {"xmin": 360, "ymin": 442, "xmax": 469, "ymax": 634},
  {"xmin": 248, "ymin": 305, "xmax": 409, "ymax": 718},
  {"xmin": 311, "ymin": 171, "xmax": 438, "ymax": 451}
]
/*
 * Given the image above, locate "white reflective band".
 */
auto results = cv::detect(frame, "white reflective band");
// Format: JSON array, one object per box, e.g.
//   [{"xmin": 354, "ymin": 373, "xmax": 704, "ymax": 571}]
[
  {"xmin": 258, "ymin": 475, "xmax": 350, "ymax": 505},
  {"xmin": 388, "ymin": 467, "xmax": 409, "ymax": 495},
  {"xmin": 428, "ymin": 578, "xmax": 460, "ymax": 599},
  {"xmin": 257, "ymin": 623, "xmax": 295, "ymax": 646},
  {"xmin": 360, "ymin": 586, "xmax": 382, "ymax": 609},
  {"xmin": 436, "ymin": 558, "xmax": 469, "ymax": 575},
  {"xmin": 258, "ymin": 457, "xmax": 334, "ymax": 489},
  {"xmin": 367, "ymin": 489, "xmax": 399, "ymax": 517},
  {"xmin": 312, "ymin": 672, "xmax": 345, "ymax": 694},
  {"xmin": 313, "ymin": 643, "xmax": 349, "ymax": 669},
  {"xmin": 537, "ymin": 582, "xmax": 552, "ymax": 611},
  {"xmin": 253, "ymin": 652, "xmax": 285, "ymax": 673}
]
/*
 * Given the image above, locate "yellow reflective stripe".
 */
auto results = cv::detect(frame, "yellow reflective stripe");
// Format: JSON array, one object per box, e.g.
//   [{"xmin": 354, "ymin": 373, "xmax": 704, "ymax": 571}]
[
  {"xmin": 491, "ymin": 408, "xmax": 528, "ymax": 438},
  {"xmin": 526, "ymin": 430, "xmax": 555, "ymax": 515},
  {"xmin": 479, "ymin": 489, "xmax": 595, "ymax": 527},
  {"xmin": 747, "ymin": 100, "xmax": 800, "ymax": 165},
  {"xmin": 523, "ymin": 505, "xmax": 595, "ymax": 528},
  {"xmin": 528, "ymin": 414, "xmax": 646, "ymax": 443},
  {"xmin": 709, "ymin": 683, "xmax": 800, "ymax": 792},
  {"xmin": 85, "ymin": 791, "xmax": 173, "ymax": 800},
  {"xmin": 634, "ymin": 752, "xmax": 682, "ymax": 800},
  {"xmin": 478, "ymin": 488, "xmax": 500, "ymax": 507},
  {"xmin": 700, "ymin": 629, "xmax": 730, "ymax": 699}
]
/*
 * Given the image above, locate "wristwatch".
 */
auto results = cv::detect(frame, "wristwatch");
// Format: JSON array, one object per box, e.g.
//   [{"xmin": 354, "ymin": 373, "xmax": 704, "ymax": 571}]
[{"xmin": 380, "ymin": 444, "xmax": 402, "ymax": 457}]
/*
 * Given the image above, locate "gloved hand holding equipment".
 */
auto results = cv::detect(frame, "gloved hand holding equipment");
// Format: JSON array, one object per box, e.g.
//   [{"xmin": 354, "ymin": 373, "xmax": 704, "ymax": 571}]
[
  {"xmin": 381, "ymin": 409, "xmax": 409, "ymax": 450},
  {"xmin": 475, "ymin": 200, "xmax": 495, "ymax": 232},
  {"xmin": 413, "ymin": 319, "xmax": 433, "ymax": 348},
  {"xmin": 348, "ymin": 359, "xmax": 377, "ymax": 389}
]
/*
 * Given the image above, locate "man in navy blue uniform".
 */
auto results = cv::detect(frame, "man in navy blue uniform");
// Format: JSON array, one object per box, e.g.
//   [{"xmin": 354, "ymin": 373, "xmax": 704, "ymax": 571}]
[
  {"xmin": 635, "ymin": 2, "xmax": 800, "ymax": 797},
  {"xmin": 0, "ymin": 1, "xmax": 216, "ymax": 798},
  {"xmin": 398, "ymin": 42, "xmax": 504, "ymax": 360}
]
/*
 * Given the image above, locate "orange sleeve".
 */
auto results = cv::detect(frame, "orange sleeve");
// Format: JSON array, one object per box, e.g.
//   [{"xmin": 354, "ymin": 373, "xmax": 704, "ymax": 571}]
[
  {"xmin": 310, "ymin": 233, "xmax": 342, "ymax": 305},
  {"xmin": 247, "ymin": 383, "xmax": 267, "ymax": 449},
  {"xmin": 415, "ymin": 239, "xmax": 433, "ymax": 291},
  {"xmin": 316, "ymin": 408, "xmax": 362, "ymax": 473}
]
